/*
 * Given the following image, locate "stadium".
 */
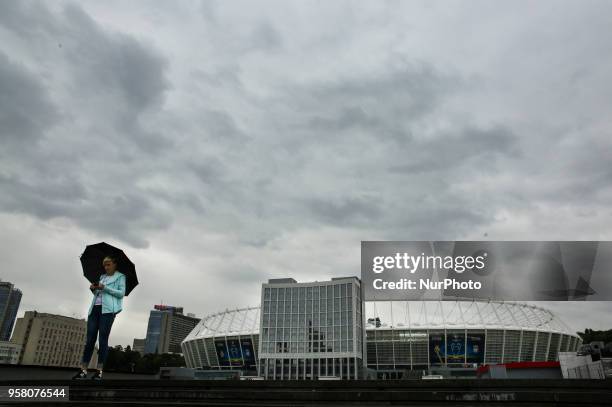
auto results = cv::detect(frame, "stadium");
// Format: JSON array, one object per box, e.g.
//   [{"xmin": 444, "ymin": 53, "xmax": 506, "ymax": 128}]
[{"xmin": 181, "ymin": 300, "xmax": 581, "ymax": 378}]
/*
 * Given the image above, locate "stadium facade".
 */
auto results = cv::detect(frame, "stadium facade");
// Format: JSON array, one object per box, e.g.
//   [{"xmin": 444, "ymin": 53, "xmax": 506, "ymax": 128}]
[{"xmin": 181, "ymin": 278, "xmax": 581, "ymax": 379}]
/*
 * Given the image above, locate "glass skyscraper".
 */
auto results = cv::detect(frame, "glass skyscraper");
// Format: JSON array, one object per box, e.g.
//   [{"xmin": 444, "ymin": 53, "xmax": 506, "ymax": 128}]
[
  {"xmin": 0, "ymin": 281, "xmax": 22, "ymax": 341},
  {"xmin": 258, "ymin": 277, "xmax": 364, "ymax": 380},
  {"xmin": 144, "ymin": 305, "xmax": 200, "ymax": 354},
  {"xmin": 144, "ymin": 310, "xmax": 164, "ymax": 354}
]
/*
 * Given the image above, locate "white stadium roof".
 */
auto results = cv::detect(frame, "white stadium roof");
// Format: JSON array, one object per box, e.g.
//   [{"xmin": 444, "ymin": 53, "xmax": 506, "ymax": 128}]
[
  {"xmin": 364, "ymin": 301, "xmax": 575, "ymax": 335},
  {"xmin": 184, "ymin": 306, "xmax": 260, "ymax": 341},
  {"xmin": 183, "ymin": 301, "xmax": 576, "ymax": 342}
]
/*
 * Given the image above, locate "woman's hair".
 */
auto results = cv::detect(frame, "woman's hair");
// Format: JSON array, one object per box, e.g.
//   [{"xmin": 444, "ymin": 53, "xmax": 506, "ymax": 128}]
[{"xmin": 103, "ymin": 255, "xmax": 117, "ymax": 265}]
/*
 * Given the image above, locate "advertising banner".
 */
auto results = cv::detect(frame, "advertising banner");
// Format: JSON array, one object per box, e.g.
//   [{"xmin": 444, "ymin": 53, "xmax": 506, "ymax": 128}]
[
  {"xmin": 214, "ymin": 340, "xmax": 230, "ymax": 366},
  {"xmin": 215, "ymin": 339, "xmax": 256, "ymax": 367},
  {"xmin": 446, "ymin": 333, "xmax": 465, "ymax": 364},
  {"xmin": 215, "ymin": 339, "xmax": 243, "ymax": 366},
  {"xmin": 429, "ymin": 333, "xmax": 446, "ymax": 365},
  {"xmin": 466, "ymin": 333, "xmax": 485, "ymax": 364},
  {"xmin": 240, "ymin": 338, "xmax": 256, "ymax": 366}
]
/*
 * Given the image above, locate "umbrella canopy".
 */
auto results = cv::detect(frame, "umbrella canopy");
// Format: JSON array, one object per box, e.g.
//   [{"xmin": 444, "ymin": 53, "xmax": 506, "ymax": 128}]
[{"xmin": 80, "ymin": 242, "xmax": 138, "ymax": 296}]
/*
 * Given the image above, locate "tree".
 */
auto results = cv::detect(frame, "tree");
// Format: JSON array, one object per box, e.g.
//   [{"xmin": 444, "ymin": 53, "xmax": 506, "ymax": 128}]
[
  {"xmin": 577, "ymin": 328, "xmax": 612, "ymax": 344},
  {"xmin": 576, "ymin": 328, "xmax": 612, "ymax": 356},
  {"xmin": 102, "ymin": 347, "xmax": 186, "ymax": 373}
]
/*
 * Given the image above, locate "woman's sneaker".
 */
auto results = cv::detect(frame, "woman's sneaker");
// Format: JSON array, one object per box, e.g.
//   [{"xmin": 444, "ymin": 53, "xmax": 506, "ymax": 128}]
[
  {"xmin": 91, "ymin": 370, "xmax": 103, "ymax": 380},
  {"xmin": 71, "ymin": 369, "xmax": 88, "ymax": 380}
]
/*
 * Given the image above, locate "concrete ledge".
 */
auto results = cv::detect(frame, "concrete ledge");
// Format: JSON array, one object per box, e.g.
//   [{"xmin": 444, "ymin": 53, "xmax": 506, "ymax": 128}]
[{"xmin": 0, "ymin": 379, "xmax": 610, "ymax": 406}]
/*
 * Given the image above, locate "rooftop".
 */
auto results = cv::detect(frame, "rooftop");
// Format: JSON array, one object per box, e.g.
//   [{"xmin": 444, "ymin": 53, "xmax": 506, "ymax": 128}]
[{"xmin": 183, "ymin": 300, "xmax": 577, "ymax": 342}]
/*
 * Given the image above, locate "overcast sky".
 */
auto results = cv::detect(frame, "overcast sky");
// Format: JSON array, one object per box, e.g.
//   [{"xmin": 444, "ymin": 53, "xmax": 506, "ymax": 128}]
[{"xmin": 1, "ymin": 0, "xmax": 611, "ymax": 348}]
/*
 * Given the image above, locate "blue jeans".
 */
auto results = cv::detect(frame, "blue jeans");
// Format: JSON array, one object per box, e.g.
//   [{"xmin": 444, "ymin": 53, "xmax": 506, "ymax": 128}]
[{"xmin": 81, "ymin": 305, "xmax": 117, "ymax": 367}]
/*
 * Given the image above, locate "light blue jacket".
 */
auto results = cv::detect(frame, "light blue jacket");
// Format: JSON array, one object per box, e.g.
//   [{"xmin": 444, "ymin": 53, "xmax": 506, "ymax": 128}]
[{"xmin": 88, "ymin": 271, "xmax": 126, "ymax": 316}]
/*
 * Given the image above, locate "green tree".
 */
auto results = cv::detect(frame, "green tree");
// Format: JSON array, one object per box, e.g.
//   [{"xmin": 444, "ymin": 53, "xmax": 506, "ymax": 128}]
[
  {"xmin": 577, "ymin": 328, "xmax": 612, "ymax": 344},
  {"xmin": 103, "ymin": 346, "xmax": 186, "ymax": 373}
]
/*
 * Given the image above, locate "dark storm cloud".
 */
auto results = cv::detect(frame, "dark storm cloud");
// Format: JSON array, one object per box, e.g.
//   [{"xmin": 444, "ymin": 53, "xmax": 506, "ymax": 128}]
[
  {"xmin": 57, "ymin": 3, "xmax": 171, "ymax": 154},
  {"xmin": 75, "ymin": 193, "xmax": 173, "ymax": 249},
  {"xmin": 60, "ymin": 5, "xmax": 168, "ymax": 109},
  {"xmin": 0, "ymin": 1, "xmax": 60, "ymax": 39},
  {"xmin": 529, "ymin": 134, "xmax": 612, "ymax": 205},
  {"xmin": 243, "ymin": 60, "xmax": 513, "ymax": 240},
  {"xmin": 0, "ymin": 51, "xmax": 59, "ymax": 149},
  {"xmin": 0, "ymin": 173, "xmax": 86, "ymax": 219},
  {"xmin": 1, "ymin": 0, "xmax": 612, "ymax": 346},
  {"xmin": 0, "ymin": 1, "xmax": 170, "ymax": 150},
  {"xmin": 294, "ymin": 63, "xmax": 457, "ymax": 142},
  {"xmin": 0, "ymin": 0, "xmax": 172, "ymax": 248},
  {"xmin": 190, "ymin": 159, "xmax": 227, "ymax": 185},
  {"xmin": 0, "ymin": 171, "xmax": 171, "ymax": 248}
]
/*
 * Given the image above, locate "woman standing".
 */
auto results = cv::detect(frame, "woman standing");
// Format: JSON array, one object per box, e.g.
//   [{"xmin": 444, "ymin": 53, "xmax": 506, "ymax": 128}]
[{"xmin": 72, "ymin": 255, "xmax": 126, "ymax": 380}]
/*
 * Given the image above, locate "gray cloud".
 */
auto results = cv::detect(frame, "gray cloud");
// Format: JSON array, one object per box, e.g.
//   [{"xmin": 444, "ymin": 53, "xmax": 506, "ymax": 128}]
[
  {"xmin": 305, "ymin": 195, "xmax": 382, "ymax": 226},
  {"xmin": 0, "ymin": 51, "xmax": 59, "ymax": 149},
  {"xmin": 389, "ymin": 125, "xmax": 521, "ymax": 174},
  {"xmin": 1, "ymin": 0, "xmax": 611, "ymax": 347},
  {"xmin": 250, "ymin": 21, "xmax": 283, "ymax": 51},
  {"xmin": 291, "ymin": 62, "xmax": 457, "ymax": 144},
  {"xmin": 0, "ymin": 0, "xmax": 171, "ymax": 247}
]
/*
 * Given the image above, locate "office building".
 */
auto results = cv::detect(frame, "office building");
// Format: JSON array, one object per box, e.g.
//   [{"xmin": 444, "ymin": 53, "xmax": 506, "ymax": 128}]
[
  {"xmin": 10, "ymin": 311, "xmax": 97, "ymax": 368},
  {"xmin": 183, "ymin": 277, "xmax": 365, "ymax": 379},
  {"xmin": 144, "ymin": 305, "xmax": 200, "ymax": 354},
  {"xmin": 259, "ymin": 277, "xmax": 364, "ymax": 379},
  {"xmin": 0, "ymin": 281, "xmax": 22, "ymax": 341},
  {"xmin": 132, "ymin": 338, "xmax": 145, "ymax": 354},
  {"xmin": 0, "ymin": 341, "xmax": 21, "ymax": 364}
]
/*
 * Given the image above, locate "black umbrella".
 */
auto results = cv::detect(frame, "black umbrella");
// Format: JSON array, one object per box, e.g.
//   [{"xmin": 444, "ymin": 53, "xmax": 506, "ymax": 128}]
[{"xmin": 80, "ymin": 242, "xmax": 138, "ymax": 296}]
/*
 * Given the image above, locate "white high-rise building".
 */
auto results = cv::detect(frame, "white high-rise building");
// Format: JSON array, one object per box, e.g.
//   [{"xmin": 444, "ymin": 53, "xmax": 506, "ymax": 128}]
[{"xmin": 258, "ymin": 277, "xmax": 365, "ymax": 380}]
